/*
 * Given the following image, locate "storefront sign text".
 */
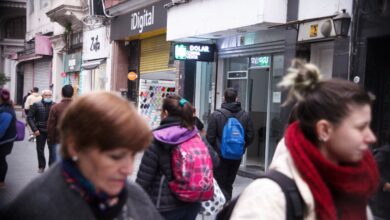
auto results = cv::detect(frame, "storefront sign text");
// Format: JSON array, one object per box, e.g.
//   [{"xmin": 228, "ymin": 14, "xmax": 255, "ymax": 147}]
[
  {"xmin": 250, "ymin": 56, "xmax": 270, "ymax": 68},
  {"xmin": 174, "ymin": 43, "xmax": 214, "ymax": 62},
  {"xmin": 131, "ymin": 6, "xmax": 154, "ymax": 34}
]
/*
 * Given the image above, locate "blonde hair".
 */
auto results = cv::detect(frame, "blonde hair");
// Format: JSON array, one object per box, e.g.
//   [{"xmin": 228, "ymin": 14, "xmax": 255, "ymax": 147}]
[
  {"xmin": 60, "ymin": 91, "xmax": 152, "ymax": 158},
  {"xmin": 278, "ymin": 59, "xmax": 372, "ymax": 144},
  {"xmin": 278, "ymin": 59, "xmax": 322, "ymax": 104}
]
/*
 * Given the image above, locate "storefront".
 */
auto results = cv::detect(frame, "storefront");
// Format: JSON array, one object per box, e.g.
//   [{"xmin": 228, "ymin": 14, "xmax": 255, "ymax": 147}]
[
  {"xmin": 17, "ymin": 35, "xmax": 53, "ymax": 97},
  {"xmin": 216, "ymin": 32, "xmax": 286, "ymax": 171},
  {"xmin": 63, "ymin": 52, "xmax": 81, "ymax": 95},
  {"xmin": 173, "ymin": 42, "xmax": 216, "ymax": 128},
  {"xmin": 81, "ymin": 26, "xmax": 110, "ymax": 93},
  {"xmin": 110, "ymin": 0, "xmax": 175, "ymax": 128}
]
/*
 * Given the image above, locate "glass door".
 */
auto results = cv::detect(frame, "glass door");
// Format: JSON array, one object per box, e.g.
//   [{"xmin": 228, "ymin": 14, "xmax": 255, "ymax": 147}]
[{"xmin": 246, "ymin": 68, "xmax": 270, "ymax": 168}]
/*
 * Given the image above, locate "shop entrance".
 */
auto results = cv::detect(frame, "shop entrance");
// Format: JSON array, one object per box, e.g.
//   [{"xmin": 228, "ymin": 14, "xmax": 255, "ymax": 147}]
[{"xmin": 224, "ymin": 55, "xmax": 284, "ymax": 170}]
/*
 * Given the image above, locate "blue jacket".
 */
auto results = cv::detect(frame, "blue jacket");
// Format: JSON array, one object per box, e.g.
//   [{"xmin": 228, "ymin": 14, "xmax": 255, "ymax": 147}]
[{"xmin": 0, "ymin": 104, "xmax": 16, "ymax": 145}]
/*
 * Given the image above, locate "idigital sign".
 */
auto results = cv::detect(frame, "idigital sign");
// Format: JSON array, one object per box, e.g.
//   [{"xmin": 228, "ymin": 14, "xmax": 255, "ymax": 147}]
[{"xmin": 174, "ymin": 43, "xmax": 215, "ymax": 62}]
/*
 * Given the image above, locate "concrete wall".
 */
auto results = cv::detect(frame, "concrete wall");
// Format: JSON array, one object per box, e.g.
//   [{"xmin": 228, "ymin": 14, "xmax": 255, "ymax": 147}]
[
  {"xmin": 167, "ymin": 0, "xmax": 287, "ymax": 40},
  {"xmin": 298, "ymin": 0, "xmax": 352, "ymax": 20},
  {"xmin": 26, "ymin": 0, "xmax": 64, "ymax": 40}
]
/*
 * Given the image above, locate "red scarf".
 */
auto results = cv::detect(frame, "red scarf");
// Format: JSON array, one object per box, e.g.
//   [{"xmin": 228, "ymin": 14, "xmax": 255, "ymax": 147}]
[{"xmin": 285, "ymin": 122, "xmax": 379, "ymax": 220}]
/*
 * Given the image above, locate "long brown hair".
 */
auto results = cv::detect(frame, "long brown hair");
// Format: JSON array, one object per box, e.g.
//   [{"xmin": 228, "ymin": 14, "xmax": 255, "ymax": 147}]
[{"xmin": 162, "ymin": 94, "xmax": 195, "ymax": 130}]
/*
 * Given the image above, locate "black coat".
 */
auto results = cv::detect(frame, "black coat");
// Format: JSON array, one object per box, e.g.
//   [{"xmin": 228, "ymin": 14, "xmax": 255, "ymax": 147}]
[
  {"xmin": 371, "ymin": 145, "xmax": 390, "ymax": 218},
  {"xmin": 27, "ymin": 100, "xmax": 55, "ymax": 133},
  {"xmin": 206, "ymin": 102, "xmax": 254, "ymax": 155},
  {"xmin": 1, "ymin": 164, "xmax": 163, "ymax": 220},
  {"xmin": 136, "ymin": 118, "xmax": 194, "ymax": 212}
]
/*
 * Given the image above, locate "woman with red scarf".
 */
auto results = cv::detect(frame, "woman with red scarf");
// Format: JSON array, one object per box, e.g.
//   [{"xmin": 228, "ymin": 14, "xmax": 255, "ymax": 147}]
[{"xmin": 230, "ymin": 59, "xmax": 379, "ymax": 220}]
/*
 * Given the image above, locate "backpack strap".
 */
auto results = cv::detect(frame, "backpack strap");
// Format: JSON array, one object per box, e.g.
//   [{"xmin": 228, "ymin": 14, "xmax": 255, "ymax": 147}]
[
  {"xmin": 217, "ymin": 109, "xmax": 244, "ymax": 120},
  {"xmin": 263, "ymin": 170, "xmax": 304, "ymax": 220}
]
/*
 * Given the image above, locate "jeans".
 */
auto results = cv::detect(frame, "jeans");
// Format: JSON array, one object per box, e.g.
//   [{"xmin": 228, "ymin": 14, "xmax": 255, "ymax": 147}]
[
  {"xmin": 36, "ymin": 132, "xmax": 57, "ymax": 168},
  {"xmin": 214, "ymin": 157, "xmax": 242, "ymax": 201},
  {"xmin": 160, "ymin": 203, "xmax": 201, "ymax": 220},
  {"xmin": 0, "ymin": 142, "xmax": 13, "ymax": 182}
]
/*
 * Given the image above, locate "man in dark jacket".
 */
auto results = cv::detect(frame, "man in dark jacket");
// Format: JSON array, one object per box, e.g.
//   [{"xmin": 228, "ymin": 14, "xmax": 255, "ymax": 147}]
[
  {"xmin": 27, "ymin": 90, "xmax": 55, "ymax": 173},
  {"xmin": 47, "ymin": 85, "xmax": 73, "ymax": 163},
  {"xmin": 206, "ymin": 88, "xmax": 254, "ymax": 201}
]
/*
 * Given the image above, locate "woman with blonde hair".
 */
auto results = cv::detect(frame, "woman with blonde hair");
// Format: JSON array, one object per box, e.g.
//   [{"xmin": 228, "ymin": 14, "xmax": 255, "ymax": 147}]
[
  {"xmin": 230, "ymin": 59, "xmax": 379, "ymax": 220},
  {"xmin": 2, "ymin": 92, "xmax": 163, "ymax": 220}
]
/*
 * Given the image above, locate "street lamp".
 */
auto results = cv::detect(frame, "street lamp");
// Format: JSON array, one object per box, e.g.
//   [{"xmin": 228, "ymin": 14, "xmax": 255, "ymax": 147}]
[{"xmin": 333, "ymin": 9, "xmax": 351, "ymax": 37}]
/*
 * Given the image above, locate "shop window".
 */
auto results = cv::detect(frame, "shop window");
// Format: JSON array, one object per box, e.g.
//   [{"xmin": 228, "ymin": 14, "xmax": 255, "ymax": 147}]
[{"xmin": 5, "ymin": 17, "xmax": 26, "ymax": 39}]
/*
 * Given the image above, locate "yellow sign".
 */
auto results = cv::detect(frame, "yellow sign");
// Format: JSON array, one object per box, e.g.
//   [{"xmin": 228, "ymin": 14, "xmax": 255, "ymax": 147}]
[
  {"xmin": 127, "ymin": 71, "xmax": 138, "ymax": 81},
  {"xmin": 310, "ymin": 24, "xmax": 318, "ymax": 37}
]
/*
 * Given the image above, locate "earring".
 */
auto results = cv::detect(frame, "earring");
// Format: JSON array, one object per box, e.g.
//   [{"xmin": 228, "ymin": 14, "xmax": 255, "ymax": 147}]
[
  {"xmin": 319, "ymin": 136, "xmax": 327, "ymax": 142},
  {"xmin": 72, "ymin": 155, "xmax": 78, "ymax": 161}
]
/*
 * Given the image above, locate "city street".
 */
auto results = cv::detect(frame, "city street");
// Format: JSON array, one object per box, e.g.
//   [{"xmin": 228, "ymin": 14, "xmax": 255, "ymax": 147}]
[{"xmin": 0, "ymin": 110, "xmax": 253, "ymax": 218}]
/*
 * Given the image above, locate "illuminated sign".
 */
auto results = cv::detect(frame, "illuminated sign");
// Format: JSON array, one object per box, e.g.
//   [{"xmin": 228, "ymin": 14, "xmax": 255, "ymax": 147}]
[
  {"xmin": 250, "ymin": 56, "xmax": 271, "ymax": 68},
  {"xmin": 174, "ymin": 43, "xmax": 214, "ymax": 62}
]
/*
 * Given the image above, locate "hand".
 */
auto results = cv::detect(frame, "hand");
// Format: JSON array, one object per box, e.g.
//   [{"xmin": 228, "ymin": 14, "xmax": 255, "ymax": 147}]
[
  {"xmin": 383, "ymin": 182, "xmax": 390, "ymax": 192},
  {"xmin": 34, "ymin": 130, "xmax": 40, "ymax": 137}
]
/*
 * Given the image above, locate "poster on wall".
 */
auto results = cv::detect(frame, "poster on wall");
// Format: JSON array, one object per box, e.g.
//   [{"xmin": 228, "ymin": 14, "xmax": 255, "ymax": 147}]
[{"xmin": 138, "ymin": 79, "xmax": 176, "ymax": 128}]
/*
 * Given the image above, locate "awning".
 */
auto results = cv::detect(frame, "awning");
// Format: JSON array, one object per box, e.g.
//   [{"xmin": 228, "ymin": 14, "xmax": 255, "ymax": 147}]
[{"xmin": 81, "ymin": 59, "xmax": 105, "ymax": 70}]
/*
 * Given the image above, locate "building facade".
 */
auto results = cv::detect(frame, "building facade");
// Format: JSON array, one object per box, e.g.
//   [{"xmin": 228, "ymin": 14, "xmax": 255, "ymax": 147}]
[
  {"xmin": 0, "ymin": 0, "xmax": 26, "ymax": 101},
  {"xmin": 166, "ymin": 0, "xmax": 354, "ymax": 174}
]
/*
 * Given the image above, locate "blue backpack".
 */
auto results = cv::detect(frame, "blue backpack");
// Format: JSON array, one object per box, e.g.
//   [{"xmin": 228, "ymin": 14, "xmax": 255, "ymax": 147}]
[{"xmin": 218, "ymin": 110, "xmax": 245, "ymax": 160}]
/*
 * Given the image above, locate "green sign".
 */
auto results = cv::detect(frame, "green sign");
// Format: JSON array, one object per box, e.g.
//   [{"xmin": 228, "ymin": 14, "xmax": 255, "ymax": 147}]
[
  {"xmin": 174, "ymin": 43, "xmax": 214, "ymax": 61},
  {"xmin": 250, "ymin": 56, "xmax": 270, "ymax": 68}
]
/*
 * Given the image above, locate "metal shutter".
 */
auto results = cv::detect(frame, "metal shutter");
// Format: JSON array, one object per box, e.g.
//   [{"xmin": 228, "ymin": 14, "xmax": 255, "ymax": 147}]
[
  {"xmin": 33, "ymin": 58, "xmax": 51, "ymax": 91},
  {"xmin": 23, "ymin": 62, "xmax": 33, "ymax": 95},
  {"xmin": 140, "ymin": 35, "xmax": 171, "ymax": 74}
]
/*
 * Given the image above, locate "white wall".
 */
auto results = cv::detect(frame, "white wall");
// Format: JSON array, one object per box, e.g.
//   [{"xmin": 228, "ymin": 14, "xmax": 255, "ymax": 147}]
[
  {"xmin": 298, "ymin": 0, "xmax": 353, "ymax": 20},
  {"xmin": 26, "ymin": 0, "xmax": 65, "ymax": 40},
  {"xmin": 167, "ymin": 0, "xmax": 287, "ymax": 41},
  {"xmin": 310, "ymin": 41, "xmax": 334, "ymax": 79}
]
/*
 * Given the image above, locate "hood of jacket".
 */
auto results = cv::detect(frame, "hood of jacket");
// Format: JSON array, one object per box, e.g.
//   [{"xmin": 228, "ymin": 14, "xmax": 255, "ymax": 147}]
[
  {"xmin": 153, "ymin": 117, "xmax": 198, "ymax": 145},
  {"xmin": 221, "ymin": 102, "xmax": 242, "ymax": 113}
]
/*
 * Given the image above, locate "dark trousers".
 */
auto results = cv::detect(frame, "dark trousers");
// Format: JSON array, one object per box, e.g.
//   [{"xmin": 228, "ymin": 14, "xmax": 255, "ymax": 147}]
[
  {"xmin": 0, "ymin": 142, "xmax": 13, "ymax": 182},
  {"xmin": 214, "ymin": 157, "xmax": 242, "ymax": 201},
  {"xmin": 160, "ymin": 203, "xmax": 200, "ymax": 220},
  {"xmin": 36, "ymin": 132, "xmax": 56, "ymax": 169}
]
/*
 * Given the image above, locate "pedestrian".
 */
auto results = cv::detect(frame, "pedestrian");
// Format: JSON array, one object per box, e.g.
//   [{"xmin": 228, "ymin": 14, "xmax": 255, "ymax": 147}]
[
  {"xmin": 193, "ymin": 108, "xmax": 206, "ymax": 136},
  {"xmin": 370, "ymin": 130, "xmax": 390, "ymax": 220},
  {"xmin": 136, "ymin": 94, "xmax": 213, "ymax": 220},
  {"xmin": 230, "ymin": 59, "xmax": 379, "ymax": 219},
  {"xmin": 27, "ymin": 89, "xmax": 55, "ymax": 173},
  {"xmin": 0, "ymin": 89, "xmax": 17, "ymax": 189},
  {"xmin": 24, "ymin": 87, "xmax": 41, "ymax": 141},
  {"xmin": 1, "ymin": 91, "xmax": 162, "ymax": 220},
  {"xmin": 47, "ymin": 85, "xmax": 74, "ymax": 163},
  {"xmin": 21, "ymin": 90, "xmax": 31, "ymax": 118},
  {"xmin": 206, "ymin": 88, "xmax": 254, "ymax": 201}
]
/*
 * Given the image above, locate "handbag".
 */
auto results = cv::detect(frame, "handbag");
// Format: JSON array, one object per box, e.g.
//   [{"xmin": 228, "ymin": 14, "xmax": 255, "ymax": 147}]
[
  {"xmin": 15, "ymin": 119, "xmax": 25, "ymax": 141},
  {"xmin": 200, "ymin": 178, "xmax": 226, "ymax": 216}
]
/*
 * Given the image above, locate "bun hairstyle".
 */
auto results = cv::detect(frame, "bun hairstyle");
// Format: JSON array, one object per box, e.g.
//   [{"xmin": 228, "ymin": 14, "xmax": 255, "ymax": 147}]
[
  {"xmin": 279, "ymin": 59, "xmax": 373, "ymax": 144},
  {"xmin": 278, "ymin": 59, "xmax": 322, "ymax": 104},
  {"xmin": 162, "ymin": 94, "xmax": 195, "ymax": 130}
]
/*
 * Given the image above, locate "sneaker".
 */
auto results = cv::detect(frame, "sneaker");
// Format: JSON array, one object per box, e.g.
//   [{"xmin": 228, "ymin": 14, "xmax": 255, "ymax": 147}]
[
  {"xmin": 37, "ymin": 168, "xmax": 44, "ymax": 173},
  {"xmin": 28, "ymin": 135, "xmax": 34, "ymax": 142}
]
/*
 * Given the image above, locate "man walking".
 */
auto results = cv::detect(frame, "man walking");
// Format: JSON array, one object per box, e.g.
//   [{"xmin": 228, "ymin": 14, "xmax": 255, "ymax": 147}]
[
  {"xmin": 24, "ymin": 87, "xmax": 42, "ymax": 141},
  {"xmin": 206, "ymin": 88, "xmax": 254, "ymax": 201},
  {"xmin": 27, "ymin": 90, "xmax": 55, "ymax": 173},
  {"xmin": 47, "ymin": 85, "xmax": 73, "ymax": 163}
]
